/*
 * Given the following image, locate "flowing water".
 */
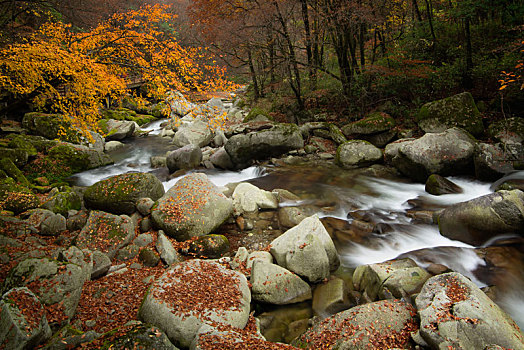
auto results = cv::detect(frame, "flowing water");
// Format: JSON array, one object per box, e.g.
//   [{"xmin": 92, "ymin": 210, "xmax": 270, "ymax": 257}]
[{"xmin": 71, "ymin": 119, "xmax": 524, "ymax": 328}]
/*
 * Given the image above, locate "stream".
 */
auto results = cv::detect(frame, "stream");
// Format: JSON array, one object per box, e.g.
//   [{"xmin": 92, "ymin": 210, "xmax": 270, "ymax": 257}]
[{"xmin": 71, "ymin": 118, "xmax": 524, "ymax": 329}]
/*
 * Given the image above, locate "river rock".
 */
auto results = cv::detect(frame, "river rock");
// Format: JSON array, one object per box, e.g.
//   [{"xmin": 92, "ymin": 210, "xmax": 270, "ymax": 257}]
[
  {"xmin": 166, "ymin": 91, "xmax": 196, "ymax": 117},
  {"xmin": 437, "ymin": 189, "xmax": 524, "ymax": 245},
  {"xmin": 270, "ymin": 216, "xmax": 339, "ymax": 283},
  {"xmin": 209, "ymin": 147, "xmax": 234, "ymax": 170},
  {"xmin": 225, "ymin": 124, "xmax": 304, "ymax": 168},
  {"xmin": 246, "ymin": 251, "xmax": 273, "ymax": 269},
  {"xmin": 353, "ymin": 258, "xmax": 431, "ymax": 301},
  {"xmin": 104, "ymin": 140, "xmax": 125, "ymax": 152},
  {"xmin": 474, "ymin": 142, "xmax": 518, "ymax": 181},
  {"xmin": 166, "ymin": 144, "xmax": 202, "ymax": 172},
  {"xmin": 251, "ymin": 261, "xmax": 311, "ymax": 305},
  {"xmin": 41, "ymin": 188, "xmax": 82, "ymax": 216},
  {"xmin": 91, "ymin": 250, "xmax": 111, "ymax": 279},
  {"xmin": 312, "ymin": 276, "xmax": 351, "ymax": 317},
  {"xmin": 173, "ymin": 120, "xmax": 213, "ymax": 148},
  {"xmin": 295, "ymin": 299, "xmax": 418, "ymax": 349},
  {"xmin": 151, "ymin": 173, "xmax": 233, "ymax": 240},
  {"xmin": 425, "ymin": 174, "xmax": 463, "ymax": 195},
  {"xmin": 104, "ymin": 119, "xmax": 135, "ymax": 141},
  {"xmin": 75, "ymin": 211, "xmax": 136, "ymax": 259},
  {"xmin": 416, "ymin": 272, "xmax": 524, "ymax": 349},
  {"xmin": 156, "ymin": 230, "xmax": 183, "ymax": 266},
  {"xmin": 39, "ymin": 212, "xmax": 66, "ymax": 236},
  {"xmin": 138, "ymin": 259, "xmax": 251, "ymax": 348},
  {"xmin": 1, "ymin": 257, "xmax": 88, "ymax": 323},
  {"xmin": 0, "ymin": 287, "xmax": 52, "ymax": 349},
  {"xmin": 341, "ymin": 112, "xmax": 396, "ymax": 136},
  {"xmin": 328, "ymin": 124, "xmax": 347, "ymax": 144},
  {"xmin": 416, "ymin": 92, "xmax": 483, "ymax": 136},
  {"xmin": 187, "ymin": 234, "xmax": 230, "ymax": 259},
  {"xmin": 84, "ymin": 172, "xmax": 164, "ymax": 215},
  {"xmin": 335, "ymin": 140, "xmax": 383, "ymax": 169},
  {"xmin": 48, "ymin": 142, "xmax": 113, "ymax": 173},
  {"xmin": 391, "ymin": 128, "xmax": 476, "ymax": 182},
  {"xmin": 232, "ymin": 182, "xmax": 278, "ymax": 215},
  {"xmin": 278, "ymin": 206, "xmax": 315, "ymax": 229}
]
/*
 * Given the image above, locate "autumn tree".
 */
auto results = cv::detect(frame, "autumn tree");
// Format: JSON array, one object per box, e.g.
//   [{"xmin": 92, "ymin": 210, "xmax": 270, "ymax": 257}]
[{"xmin": 0, "ymin": 4, "xmax": 236, "ymax": 138}]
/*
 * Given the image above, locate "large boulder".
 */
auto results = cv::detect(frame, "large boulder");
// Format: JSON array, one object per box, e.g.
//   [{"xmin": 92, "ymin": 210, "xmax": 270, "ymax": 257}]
[
  {"xmin": 0, "ymin": 287, "xmax": 52, "ymax": 349},
  {"xmin": 295, "ymin": 299, "xmax": 418, "ymax": 349},
  {"xmin": 312, "ymin": 276, "xmax": 352, "ymax": 317},
  {"xmin": 437, "ymin": 189, "xmax": 524, "ymax": 245},
  {"xmin": 151, "ymin": 173, "xmax": 233, "ymax": 240},
  {"xmin": 98, "ymin": 323, "xmax": 179, "ymax": 350},
  {"xmin": 341, "ymin": 112, "xmax": 396, "ymax": 136},
  {"xmin": 474, "ymin": 143, "xmax": 520, "ymax": 181},
  {"xmin": 1, "ymin": 257, "xmax": 89, "ymax": 324},
  {"xmin": 416, "ymin": 272, "xmax": 524, "ymax": 349},
  {"xmin": 41, "ymin": 187, "xmax": 82, "ymax": 216},
  {"xmin": 75, "ymin": 211, "xmax": 136, "ymax": 259},
  {"xmin": 138, "ymin": 260, "xmax": 251, "ymax": 348},
  {"xmin": 209, "ymin": 147, "xmax": 234, "ymax": 170},
  {"xmin": 84, "ymin": 173, "xmax": 165, "ymax": 215},
  {"xmin": 47, "ymin": 143, "xmax": 113, "ymax": 173},
  {"xmin": 353, "ymin": 258, "xmax": 431, "ymax": 301},
  {"xmin": 391, "ymin": 128, "xmax": 476, "ymax": 182},
  {"xmin": 335, "ymin": 140, "xmax": 383, "ymax": 169},
  {"xmin": 166, "ymin": 144, "xmax": 203, "ymax": 173},
  {"xmin": 488, "ymin": 116, "xmax": 524, "ymax": 144},
  {"xmin": 166, "ymin": 91, "xmax": 196, "ymax": 117},
  {"xmin": 416, "ymin": 92, "xmax": 483, "ymax": 136},
  {"xmin": 103, "ymin": 119, "xmax": 136, "ymax": 141},
  {"xmin": 225, "ymin": 124, "xmax": 304, "ymax": 168},
  {"xmin": 251, "ymin": 261, "xmax": 312, "ymax": 305},
  {"xmin": 173, "ymin": 120, "xmax": 213, "ymax": 148},
  {"xmin": 270, "ymin": 216, "xmax": 339, "ymax": 283}
]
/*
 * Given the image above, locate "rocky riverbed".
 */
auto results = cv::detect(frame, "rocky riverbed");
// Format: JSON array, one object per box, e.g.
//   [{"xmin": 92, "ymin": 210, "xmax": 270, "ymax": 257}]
[{"xmin": 0, "ymin": 91, "xmax": 523, "ymax": 349}]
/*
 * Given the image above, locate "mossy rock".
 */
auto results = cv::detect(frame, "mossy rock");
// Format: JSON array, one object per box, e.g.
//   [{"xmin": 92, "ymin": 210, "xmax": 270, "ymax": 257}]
[
  {"xmin": 487, "ymin": 117, "xmax": 524, "ymax": 144},
  {"xmin": 47, "ymin": 143, "xmax": 113, "ymax": 173},
  {"xmin": 101, "ymin": 108, "xmax": 137, "ymax": 121},
  {"xmin": 0, "ymin": 148, "xmax": 29, "ymax": 168},
  {"xmin": 244, "ymin": 107, "xmax": 272, "ymax": 123},
  {"xmin": 128, "ymin": 114, "xmax": 157, "ymax": 126},
  {"xmin": 0, "ymin": 178, "xmax": 39, "ymax": 214},
  {"xmin": 41, "ymin": 187, "xmax": 82, "ymax": 216},
  {"xmin": 22, "ymin": 112, "xmax": 84, "ymax": 144},
  {"xmin": 0, "ymin": 158, "xmax": 30, "ymax": 187},
  {"xmin": 84, "ymin": 173, "xmax": 165, "ymax": 215},
  {"xmin": 7, "ymin": 135, "xmax": 38, "ymax": 157},
  {"xmin": 416, "ymin": 92, "xmax": 483, "ymax": 136},
  {"xmin": 341, "ymin": 112, "xmax": 396, "ymax": 136},
  {"xmin": 148, "ymin": 102, "xmax": 170, "ymax": 118},
  {"xmin": 188, "ymin": 234, "xmax": 230, "ymax": 258},
  {"xmin": 97, "ymin": 323, "xmax": 178, "ymax": 350}
]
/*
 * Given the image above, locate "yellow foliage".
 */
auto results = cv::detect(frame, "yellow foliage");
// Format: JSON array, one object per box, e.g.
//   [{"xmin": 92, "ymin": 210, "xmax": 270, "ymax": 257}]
[{"xmin": 0, "ymin": 4, "xmax": 238, "ymax": 140}]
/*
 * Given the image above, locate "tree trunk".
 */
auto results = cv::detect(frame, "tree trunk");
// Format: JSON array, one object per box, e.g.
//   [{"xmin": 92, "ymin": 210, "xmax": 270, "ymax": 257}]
[
  {"xmin": 247, "ymin": 48, "xmax": 260, "ymax": 100},
  {"xmin": 463, "ymin": 17, "xmax": 473, "ymax": 88}
]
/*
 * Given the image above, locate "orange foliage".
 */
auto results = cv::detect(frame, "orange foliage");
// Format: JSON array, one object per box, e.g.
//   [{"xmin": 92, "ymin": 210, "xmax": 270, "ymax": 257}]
[{"xmin": 0, "ymin": 4, "xmax": 237, "ymax": 139}]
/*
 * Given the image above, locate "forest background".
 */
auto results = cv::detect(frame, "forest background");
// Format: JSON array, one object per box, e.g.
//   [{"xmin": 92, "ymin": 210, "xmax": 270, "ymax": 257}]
[{"xmin": 0, "ymin": 0, "xmax": 523, "ymax": 131}]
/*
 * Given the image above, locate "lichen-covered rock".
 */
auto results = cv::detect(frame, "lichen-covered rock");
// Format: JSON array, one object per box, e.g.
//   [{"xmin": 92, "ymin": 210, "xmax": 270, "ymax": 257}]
[
  {"xmin": 416, "ymin": 92, "xmax": 483, "ymax": 136},
  {"xmin": 151, "ymin": 173, "xmax": 233, "ymax": 241},
  {"xmin": 341, "ymin": 112, "xmax": 396, "ymax": 136},
  {"xmin": 22, "ymin": 112, "xmax": 83, "ymax": 144},
  {"xmin": 0, "ymin": 158, "xmax": 30, "ymax": 186},
  {"xmin": 0, "ymin": 287, "xmax": 52, "ymax": 350},
  {"xmin": 91, "ymin": 250, "xmax": 111, "ymax": 279},
  {"xmin": 138, "ymin": 259, "xmax": 251, "ymax": 348},
  {"xmin": 166, "ymin": 144, "xmax": 203, "ymax": 173},
  {"xmin": 488, "ymin": 116, "xmax": 524, "ymax": 144},
  {"xmin": 41, "ymin": 188, "xmax": 81, "ymax": 216},
  {"xmin": 295, "ymin": 299, "xmax": 418, "ymax": 349},
  {"xmin": 84, "ymin": 173, "xmax": 164, "ymax": 215},
  {"xmin": 474, "ymin": 143, "xmax": 519, "ymax": 181},
  {"xmin": 103, "ymin": 119, "xmax": 136, "ymax": 141},
  {"xmin": 225, "ymin": 124, "xmax": 304, "ymax": 168},
  {"xmin": 156, "ymin": 230, "xmax": 183, "ymax": 266},
  {"xmin": 0, "ymin": 148, "xmax": 29, "ymax": 168},
  {"xmin": 173, "ymin": 120, "xmax": 213, "ymax": 148},
  {"xmin": 232, "ymin": 182, "xmax": 278, "ymax": 215},
  {"xmin": 335, "ymin": 140, "xmax": 383, "ymax": 169},
  {"xmin": 75, "ymin": 211, "xmax": 136, "ymax": 260},
  {"xmin": 270, "ymin": 216, "xmax": 339, "ymax": 283},
  {"xmin": 353, "ymin": 258, "xmax": 431, "ymax": 301},
  {"xmin": 7, "ymin": 134, "xmax": 38, "ymax": 158},
  {"xmin": 1, "ymin": 257, "xmax": 88, "ymax": 323},
  {"xmin": 437, "ymin": 189, "xmax": 524, "ymax": 245},
  {"xmin": 416, "ymin": 272, "xmax": 524, "ymax": 349},
  {"xmin": 392, "ymin": 128, "xmax": 476, "ymax": 182}
]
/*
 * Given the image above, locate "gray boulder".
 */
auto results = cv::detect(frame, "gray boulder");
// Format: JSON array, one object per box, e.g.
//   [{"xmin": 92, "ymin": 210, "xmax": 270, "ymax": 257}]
[
  {"xmin": 156, "ymin": 230, "xmax": 183, "ymax": 266},
  {"xmin": 1, "ymin": 257, "xmax": 88, "ymax": 323},
  {"xmin": 425, "ymin": 174, "xmax": 463, "ymax": 195},
  {"xmin": 251, "ymin": 261, "xmax": 311, "ymax": 305},
  {"xmin": 151, "ymin": 173, "xmax": 233, "ymax": 240},
  {"xmin": 416, "ymin": 272, "xmax": 524, "ymax": 349},
  {"xmin": 392, "ymin": 128, "xmax": 476, "ymax": 182},
  {"xmin": 104, "ymin": 140, "xmax": 126, "ymax": 152},
  {"xmin": 474, "ymin": 143, "xmax": 519, "ymax": 181},
  {"xmin": 312, "ymin": 276, "xmax": 351, "ymax": 317},
  {"xmin": 353, "ymin": 258, "xmax": 431, "ymax": 301},
  {"xmin": 105, "ymin": 119, "xmax": 135, "ymax": 141},
  {"xmin": 48, "ymin": 142, "xmax": 113, "ymax": 173},
  {"xmin": 138, "ymin": 260, "xmax": 251, "ymax": 348},
  {"xmin": 270, "ymin": 216, "xmax": 339, "ymax": 283},
  {"xmin": 75, "ymin": 211, "xmax": 136, "ymax": 259},
  {"xmin": 166, "ymin": 144, "xmax": 202, "ymax": 173},
  {"xmin": 295, "ymin": 299, "xmax": 418, "ymax": 349},
  {"xmin": 209, "ymin": 147, "xmax": 234, "ymax": 170},
  {"xmin": 335, "ymin": 140, "xmax": 383, "ymax": 169},
  {"xmin": 417, "ymin": 92, "xmax": 483, "ymax": 136},
  {"xmin": 488, "ymin": 116, "xmax": 524, "ymax": 144},
  {"xmin": 0, "ymin": 287, "xmax": 52, "ymax": 349},
  {"xmin": 437, "ymin": 189, "xmax": 524, "ymax": 245},
  {"xmin": 40, "ymin": 213, "xmax": 66, "ymax": 236},
  {"xmin": 84, "ymin": 172, "xmax": 164, "ymax": 215},
  {"xmin": 232, "ymin": 182, "xmax": 278, "ymax": 215},
  {"xmin": 91, "ymin": 250, "xmax": 111, "ymax": 279},
  {"xmin": 173, "ymin": 120, "xmax": 213, "ymax": 148},
  {"xmin": 225, "ymin": 124, "xmax": 304, "ymax": 168},
  {"xmin": 166, "ymin": 91, "xmax": 196, "ymax": 117}
]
